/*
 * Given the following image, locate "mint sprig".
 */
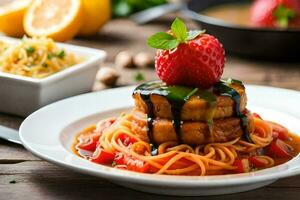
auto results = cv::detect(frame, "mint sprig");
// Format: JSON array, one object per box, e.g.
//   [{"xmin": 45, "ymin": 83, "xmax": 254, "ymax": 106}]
[
  {"xmin": 147, "ymin": 32, "xmax": 178, "ymax": 50},
  {"xmin": 187, "ymin": 30, "xmax": 205, "ymax": 40},
  {"xmin": 171, "ymin": 18, "xmax": 188, "ymax": 42},
  {"xmin": 147, "ymin": 17, "xmax": 205, "ymax": 50}
]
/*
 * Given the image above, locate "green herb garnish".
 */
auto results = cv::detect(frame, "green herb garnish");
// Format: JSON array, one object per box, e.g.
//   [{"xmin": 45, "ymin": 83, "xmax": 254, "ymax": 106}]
[
  {"xmin": 223, "ymin": 78, "xmax": 243, "ymax": 86},
  {"xmin": 26, "ymin": 46, "xmax": 35, "ymax": 54},
  {"xmin": 171, "ymin": 17, "xmax": 188, "ymax": 42},
  {"xmin": 57, "ymin": 50, "xmax": 65, "ymax": 58},
  {"xmin": 134, "ymin": 71, "xmax": 145, "ymax": 81},
  {"xmin": 147, "ymin": 18, "xmax": 205, "ymax": 50},
  {"xmin": 164, "ymin": 86, "xmax": 198, "ymax": 102},
  {"xmin": 147, "ymin": 32, "xmax": 178, "ymax": 50},
  {"xmin": 47, "ymin": 53, "xmax": 54, "ymax": 60},
  {"xmin": 197, "ymin": 90, "xmax": 217, "ymax": 106},
  {"xmin": 47, "ymin": 50, "xmax": 65, "ymax": 59}
]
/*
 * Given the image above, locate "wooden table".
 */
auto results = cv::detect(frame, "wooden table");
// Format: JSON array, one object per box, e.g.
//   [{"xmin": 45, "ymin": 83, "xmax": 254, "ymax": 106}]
[{"xmin": 1, "ymin": 16, "xmax": 300, "ymax": 200}]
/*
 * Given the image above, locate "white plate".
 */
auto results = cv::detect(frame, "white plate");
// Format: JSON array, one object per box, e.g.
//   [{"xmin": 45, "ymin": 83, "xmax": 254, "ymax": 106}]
[{"xmin": 20, "ymin": 85, "xmax": 300, "ymax": 196}]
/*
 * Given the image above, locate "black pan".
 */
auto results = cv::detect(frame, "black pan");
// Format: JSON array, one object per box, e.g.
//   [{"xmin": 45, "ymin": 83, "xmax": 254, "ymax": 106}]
[{"xmin": 183, "ymin": 0, "xmax": 300, "ymax": 61}]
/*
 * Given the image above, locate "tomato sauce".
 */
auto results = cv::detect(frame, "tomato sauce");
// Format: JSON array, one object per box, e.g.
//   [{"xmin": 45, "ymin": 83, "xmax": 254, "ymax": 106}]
[{"xmin": 273, "ymin": 133, "xmax": 300, "ymax": 165}]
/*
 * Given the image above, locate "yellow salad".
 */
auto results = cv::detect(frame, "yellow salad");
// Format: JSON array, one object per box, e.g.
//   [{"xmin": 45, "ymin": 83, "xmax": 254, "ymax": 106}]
[{"xmin": 0, "ymin": 37, "xmax": 81, "ymax": 78}]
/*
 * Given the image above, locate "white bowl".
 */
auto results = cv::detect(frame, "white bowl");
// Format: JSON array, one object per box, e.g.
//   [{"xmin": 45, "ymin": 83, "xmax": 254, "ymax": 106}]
[
  {"xmin": 19, "ymin": 85, "xmax": 300, "ymax": 196},
  {"xmin": 0, "ymin": 36, "xmax": 106, "ymax": 117}
]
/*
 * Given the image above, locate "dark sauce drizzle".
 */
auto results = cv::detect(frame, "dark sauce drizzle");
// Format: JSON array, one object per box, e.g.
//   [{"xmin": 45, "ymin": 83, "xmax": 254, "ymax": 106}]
[
  {"xmin": 133, "ymin": 82, "xmax": 202, "ymax": 147},
  {"xmin": 168, "ymin": 100, "xmax": 184, "ymax": 144},
  {"xmin": 133, "ymin": 82, "xmax": 159, "ymax": 148},
  {"xmin": 133, "ymin": 79, "xmax": 251, "ymax": 155},
  {"xmin": 213, "ymin": 80, "xmax": 251, "ymax": 141}
]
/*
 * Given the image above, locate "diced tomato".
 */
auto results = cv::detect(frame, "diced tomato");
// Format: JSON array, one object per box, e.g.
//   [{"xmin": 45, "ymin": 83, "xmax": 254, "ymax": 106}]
[
  {"xmin": 268, "ymin": 122, "xmax": 290, "ymax": 141},
  {"xmin": 268, "ymin": 139, "xmax": 294, "ymax": 158},
  {"xmin": 90, "ymin": 148, "xmax": 115, "ymax": 164},
  {"xmin": 253, "ymin": 113, "xmax": 262, "ymax": 119},
  {"xmin": 77, "ymin": 133, "xmax": 100, "ymax": 151},
  {"xmin": 273, "ymin": 131, "xmax": 289, "ymax": 141},
  {"xmin": 233, "ymin": 159, "xmax": 250, "ymax": 173},
  {"xmin": 248, "ymin": 156, "xmax": 268, "ymax": 168},
  {"xmin": 147, "ymin": 165, "xmax": 159, "ymax": 173},
  {"xmin": 126, "ymin": 159, "xmax": 150, "ymax": 173},
  {"xmin": 116, "ymin": 133, "xmax": 137, "ymax": 146},
  {"xmin": 114, "ymin": 152, "xmax": 125, "ymax": 165},
  {"xmin": 113, "ymin": 152, "xmax": 150, "ymax": 173},
  {"xmin": 95, "ymin": 119, "xmax": 115, "ymax": 134},
  {"xmin": 77, "ymin": 119, "xmax": 115, "ymax": 152}
]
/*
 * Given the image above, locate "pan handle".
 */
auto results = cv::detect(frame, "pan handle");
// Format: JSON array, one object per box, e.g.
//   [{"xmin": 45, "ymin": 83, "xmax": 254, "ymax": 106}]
[{"xmin": 130, "ymin": 2, "xmax": 186, "ymax": 25}]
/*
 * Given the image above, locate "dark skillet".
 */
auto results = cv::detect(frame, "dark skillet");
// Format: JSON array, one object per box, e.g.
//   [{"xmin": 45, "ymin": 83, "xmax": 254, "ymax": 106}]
[{"xmin": 183, "ymin": 0, "xmax": 300, "ymax": 61}]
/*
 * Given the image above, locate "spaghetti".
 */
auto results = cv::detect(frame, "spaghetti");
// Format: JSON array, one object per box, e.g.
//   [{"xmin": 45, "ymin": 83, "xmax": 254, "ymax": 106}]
[
  {"xmin": 0, "ymin": 37, "xmax": 81, "ymax": 78},
  {"xmin": 73, "ymin": 112, "xmax": 299, "ymax": 176}
]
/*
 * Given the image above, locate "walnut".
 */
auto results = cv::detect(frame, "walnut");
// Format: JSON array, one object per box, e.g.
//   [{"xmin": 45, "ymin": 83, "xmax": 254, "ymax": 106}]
[
  {"xmin": 133, "ymin": 52, "xmax": 154, "ymax": 68},
  {"xmin": 96, "ymin": 67, "xmax": 119, "ymax": 86},
  {"xmin": 115, "ymin": 51, "xmax": 135, "ymax": 69}
]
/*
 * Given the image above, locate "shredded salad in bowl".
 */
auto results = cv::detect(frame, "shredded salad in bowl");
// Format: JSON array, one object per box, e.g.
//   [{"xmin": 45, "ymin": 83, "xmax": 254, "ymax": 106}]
[{"xmin": 0, "ymin": 37, "xmax": 82, "ymax": 79}]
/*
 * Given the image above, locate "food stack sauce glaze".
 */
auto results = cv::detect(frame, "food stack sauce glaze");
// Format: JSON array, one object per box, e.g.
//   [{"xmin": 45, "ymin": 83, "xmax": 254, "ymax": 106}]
[{"xmin": 133, "ymin": 80, "xmax": 250, "ymax": 152}]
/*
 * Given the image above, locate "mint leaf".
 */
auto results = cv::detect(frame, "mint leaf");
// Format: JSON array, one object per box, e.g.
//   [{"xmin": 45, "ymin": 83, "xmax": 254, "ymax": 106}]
[
  {"xmin": 147, "ymin": 32, "xmax": 179, "ymax": 50},
  {"xmin": 186, "ymin": 30, "xmax": 205, "ymax": 40},
  {"xmin": 171, "ymin": 18, "xmax": 188, "ymax": 42},
  {"xmin": 273, "ymin": 5, "xmax": 296, "ymax": 27},
  {"xmin": 148, "ymin": 18, "xmax": 206, "ymax": 50}
]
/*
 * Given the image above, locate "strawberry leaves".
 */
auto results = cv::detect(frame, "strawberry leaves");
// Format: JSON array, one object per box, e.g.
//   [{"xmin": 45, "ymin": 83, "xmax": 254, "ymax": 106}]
[
  {"xmin": 273, "ymin": 5, "xmax": 296, "ymax": 27},
  {"xmin": 148, "ymin": 18, "xmax": 205, "ymax": 50}
]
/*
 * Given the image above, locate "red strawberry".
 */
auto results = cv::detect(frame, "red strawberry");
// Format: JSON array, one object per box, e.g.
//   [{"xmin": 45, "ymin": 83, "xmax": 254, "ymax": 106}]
[
  {"xmin": 250, "ymin": 0, "xmax": 300, "ymax": 28},
  {"xmin": 148, "ymin": 18, "xmax": 225, "ymax": 89}
]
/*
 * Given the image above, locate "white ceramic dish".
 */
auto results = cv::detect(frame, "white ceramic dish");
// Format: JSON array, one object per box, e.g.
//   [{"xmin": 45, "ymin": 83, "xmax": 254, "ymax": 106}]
[
  {"xmin": 20, "ymin": 85, "xmax": 300, "ymax": 196},
  {"xmin": 0, "ymin": 36, "xmax": 106, "ymax": 117}
]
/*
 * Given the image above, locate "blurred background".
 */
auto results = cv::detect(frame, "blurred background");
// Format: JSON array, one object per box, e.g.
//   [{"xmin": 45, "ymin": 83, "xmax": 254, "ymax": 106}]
[{"xmin": 0, "ymin": 0, "xmax": 299, "ymax": 92}]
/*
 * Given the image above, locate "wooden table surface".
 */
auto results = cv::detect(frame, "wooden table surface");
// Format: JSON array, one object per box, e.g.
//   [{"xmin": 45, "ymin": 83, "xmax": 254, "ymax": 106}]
[{"xmin": 1, "ymin": 16, "xmax": 300, "ymax": 200}]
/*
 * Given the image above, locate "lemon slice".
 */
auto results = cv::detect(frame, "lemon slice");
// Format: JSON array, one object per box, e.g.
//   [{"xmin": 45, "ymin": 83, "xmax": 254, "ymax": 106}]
[
  {"xmin": 0, "ymin": 0, "xmax": 32, "ymax": 37},
  {"xmin": 78, "ymin": 0, "xmax": 111, "ymax": 36},
  {"xmin": 24, "ymin": 0, "xmax": 83, "ymax": 41}
]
